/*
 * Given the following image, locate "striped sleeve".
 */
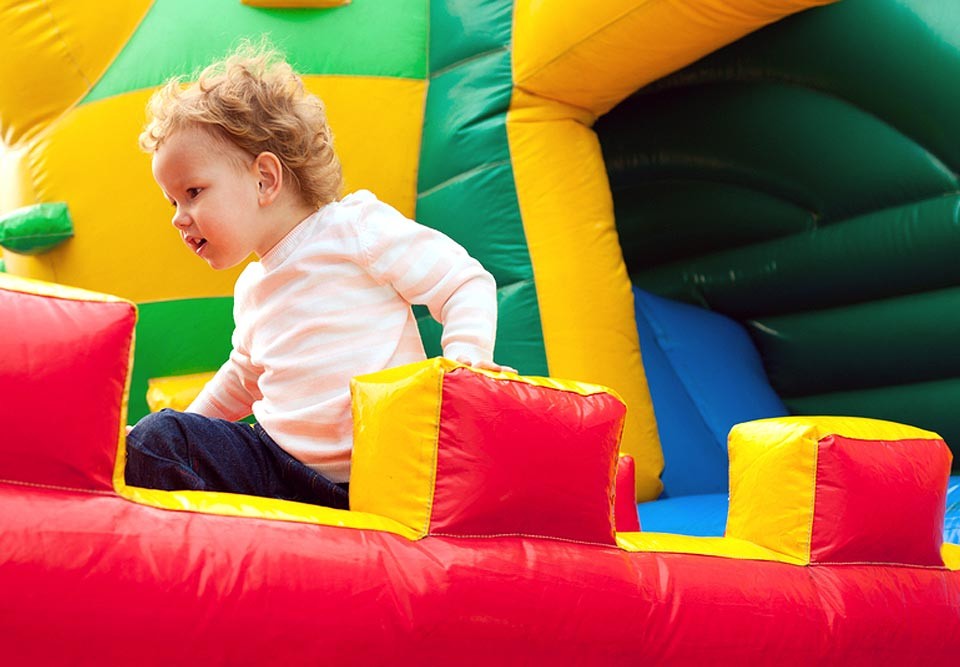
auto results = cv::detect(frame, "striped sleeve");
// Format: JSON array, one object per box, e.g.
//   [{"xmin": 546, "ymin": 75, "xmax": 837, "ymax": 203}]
[
  {"xmin": 187, "ymin": 344, "xmax": 262, "ymax": 421},
  {"xmin": 355, "ymin": 198, "xmax": 498, "ymax": 363},
  {"xmin": 187, "ymin": 269, "xmax": 263, "ymax": 419}
]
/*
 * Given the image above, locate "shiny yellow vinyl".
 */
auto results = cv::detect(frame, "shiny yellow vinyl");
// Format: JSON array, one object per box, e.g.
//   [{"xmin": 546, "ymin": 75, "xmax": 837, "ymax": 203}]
[
  {"xmin": 726, "ymin": 419, "xmax": 820, "ymax": 564},
  {"xmin": 0, "ymin": 0, "xmax": 153, "ymax": 147},
  {"xmin": 0, "ymin": 272, "xmax": 131, "ymax": 304},
  {"xmin": 3, "ymin": 76, "xmax": 426, "ymax": 303},
  {"xmin": 512, "ymin": 0, "xmax": 839, "ymax": 116},
  {"xmin": 617, "ymin": 532, "xmax": 806, "ymax": 566},
  {"xmin": 943, "ymin": 544, "xmax": 960, "ymax": 571},
  {"xmin": 506, "ymin": 0, "xmax": 840, "ymax": 501},
  {"xmin": 349, "ymin": 357, "xmax": 628, "ymax": 536},
  {"xmin": 147, "ymin": 371, "xmax": 217, "ymax": 413},
  {"xmin": 349, "ymin": 359, "xmax": 446, "ymax": 538},
  {"xmin": 117, "ymin": 486, "xmax": 420, "ymax": 539},
  {"xmin": 726, "ymin": 416, "xmax": 943, "ymax": 564},
  {"xmin": 506, "ymin": 89, "xmax": 663, "ymax": 502}
]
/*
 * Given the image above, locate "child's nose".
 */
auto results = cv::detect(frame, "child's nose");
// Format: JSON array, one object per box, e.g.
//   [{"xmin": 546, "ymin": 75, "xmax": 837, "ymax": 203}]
[{"xmin": 171, "ymin": 208, "xmax": 191, "ymax": 229}]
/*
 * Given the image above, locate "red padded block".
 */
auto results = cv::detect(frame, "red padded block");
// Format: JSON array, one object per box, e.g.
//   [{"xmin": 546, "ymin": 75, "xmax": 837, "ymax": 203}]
[
  {"xmin": 0, "ymin": 287, "xmax": 135, "ymax": 491},
  {"xmin": 429, "ymin": 368, "xmax": 624, "ymax": 545},
  {"xmin": 810, "ymin": 435, "xmax": 951, "ymax": 566},
  {"xmin": 615, "ymin": 455, "xmax": 641, "ymax": 532}
]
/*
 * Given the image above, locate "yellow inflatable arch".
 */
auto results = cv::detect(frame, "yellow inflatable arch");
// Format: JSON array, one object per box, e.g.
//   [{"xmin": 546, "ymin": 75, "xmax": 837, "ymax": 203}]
[{"xmin": 0, "ymin": 0, "xmax": 834, "ymax": 499}]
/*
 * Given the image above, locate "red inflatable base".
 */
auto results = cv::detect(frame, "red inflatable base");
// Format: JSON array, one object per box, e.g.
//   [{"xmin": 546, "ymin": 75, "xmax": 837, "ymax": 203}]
[{"xmin": 3, "ymin": 483, "xmax": 959, "ymax": 666}]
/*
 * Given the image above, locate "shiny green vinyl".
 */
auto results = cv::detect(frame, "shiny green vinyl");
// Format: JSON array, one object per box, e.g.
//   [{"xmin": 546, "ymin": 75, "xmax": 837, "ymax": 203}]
[
  {"xmin": 598, "ymin": 0, "xmax": 960, "ymax": 462},
  {"xmin": 416, "ymin": 0, "xmax": 547, "ymax": 375}
]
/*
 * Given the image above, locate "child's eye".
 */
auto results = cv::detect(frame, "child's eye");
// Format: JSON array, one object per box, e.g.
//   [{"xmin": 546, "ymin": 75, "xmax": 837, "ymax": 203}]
[{"xmin": 187, "ymin": 187, "xmax": 202, "ymax": 199}]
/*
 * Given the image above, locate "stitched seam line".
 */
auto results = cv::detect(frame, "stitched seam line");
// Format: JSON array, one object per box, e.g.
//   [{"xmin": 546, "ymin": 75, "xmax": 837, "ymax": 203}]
[
  {"xmin": 810, "ymin": 560, "xmax": 948, "ymax": 570},
  {"xmin": 421, "ymin": 367, "xmax": 444, "ymax": 537},
  {"xmin": 430, "ymin": 46, "xmax": 509, "ymax": 80},
  {"xmin": 429, "ymin": 531, "xmax": 617, "ymax": 549},
  {"xmin": 0, "ymin": 477, "xmax": 116, "ymax": 497}
]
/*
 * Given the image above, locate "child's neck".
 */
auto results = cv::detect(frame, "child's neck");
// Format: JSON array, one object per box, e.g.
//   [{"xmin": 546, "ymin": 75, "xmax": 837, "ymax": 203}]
[{"xmin": 255, "ymin": 197, "xmax": 319, "ymax": 259}]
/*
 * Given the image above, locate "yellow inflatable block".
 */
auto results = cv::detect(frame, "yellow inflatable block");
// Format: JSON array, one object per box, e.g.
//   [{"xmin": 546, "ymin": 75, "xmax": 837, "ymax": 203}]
[
  {"xmin": 727, "ymin": 416, "xmax": 945, "ymax": 565},
  {"xmin": 616, "ymin": 532, "xmax": 805, "ymax": 566},
  {"xmin": 350, "ymin": 357, "xmax": 626, "ymax": 540},
  {"xmin": 146, "ymin": 371, "xmax": 218, "ymax": 413},
  {"xmin": 944, "ymin": 544, "xmax": 960, "ymax": 571}
]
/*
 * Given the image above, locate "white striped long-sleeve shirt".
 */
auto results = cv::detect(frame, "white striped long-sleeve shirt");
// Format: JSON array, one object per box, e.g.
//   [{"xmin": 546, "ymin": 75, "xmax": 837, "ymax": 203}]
[{"xmin": 188, "ymin": 190, "xmax": 498, "ymax": 482}]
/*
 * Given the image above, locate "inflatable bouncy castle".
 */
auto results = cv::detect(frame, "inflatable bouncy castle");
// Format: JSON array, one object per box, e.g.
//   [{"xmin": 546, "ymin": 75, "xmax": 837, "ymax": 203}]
[{"xmin": 2, "ymin": 0, "xmax": 960, "ymax": 664}]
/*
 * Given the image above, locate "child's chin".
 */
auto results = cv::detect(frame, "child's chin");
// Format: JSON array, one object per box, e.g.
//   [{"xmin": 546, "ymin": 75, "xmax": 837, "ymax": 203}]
[{"xmin": 206, "ymin": 256, "xmax": 241, "ymax": 271}]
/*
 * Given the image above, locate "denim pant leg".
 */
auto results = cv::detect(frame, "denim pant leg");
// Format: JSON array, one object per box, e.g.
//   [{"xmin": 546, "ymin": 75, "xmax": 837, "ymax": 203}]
[
  {"xmin": 125, "ymin": 409, "xmax": 348, "ymax": 509},
  {"xmin": 253, "ymin": 424, "xmax": 350, "ymax": 510}
]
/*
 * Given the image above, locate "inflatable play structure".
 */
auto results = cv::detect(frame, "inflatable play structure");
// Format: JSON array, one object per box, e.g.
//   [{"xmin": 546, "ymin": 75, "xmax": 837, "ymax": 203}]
[{"xmin": 2, "ymin": 0, "xmax": 960, "ymax": 663}]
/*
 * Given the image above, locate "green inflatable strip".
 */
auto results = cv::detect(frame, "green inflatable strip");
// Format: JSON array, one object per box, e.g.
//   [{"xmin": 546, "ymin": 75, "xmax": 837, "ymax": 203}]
[
  {"xmin": 599, "ymin": 82, "xmax": 957, "ymax": 225},
  {"xmin": 429, "ymin": 0, "xmax": 512, "ymax": 73},
  {"xmin": 749, "ymin": 285, "xmax": 960, "ymax": 398},
  {"xmin": 418, "ymin": 49, "xmax": 513, "ymax": 192},
  {"xmin": 652, "ymin": 0, "xmax": 960, "ymax": 175},
  {"xmin": 129, "ymin": 297, "xmax": 235, "ymax": 422},
  {"xmin": 634, "ymin": 196, "xmax": 960, "ymax": 318},
  {"xmin": 416, "ymin": 3, "xmax": 547, "ymax": 377},
  {"xmin": 83, "ymin": 0, "xmax": 427, "ymax": 104},
  {"xmin": 612, "ymin": 179, "xmax": 815, "ymax": 273},
  {"xmin": 0, "ymin": 202, "xmax": 73, "ymax": 255},
  {"xmin": 786, "ymin": 380, "xmax": 960, "ymax": 471},
  {"xmin": 414, "ymin": 279, "xmax": 549, "ymax": 377},
  {"xmin": 417, "ymin": 161, "xmax": 532, "ymax": 287}
]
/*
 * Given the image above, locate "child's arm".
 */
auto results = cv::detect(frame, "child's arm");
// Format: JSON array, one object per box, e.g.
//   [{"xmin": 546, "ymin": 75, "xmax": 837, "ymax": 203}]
[
  {"xmin": 356, "ymin": 196, "xmax": 513, "ymax": 371},
  {"xmin": 187, "ymin": 336, "xmax": 262, "ymax": 421}
]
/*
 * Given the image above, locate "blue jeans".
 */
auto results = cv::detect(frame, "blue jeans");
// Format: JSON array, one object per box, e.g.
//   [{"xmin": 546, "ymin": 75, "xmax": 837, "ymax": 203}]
[{"xmin": 125, "ymin": 409, "xmax": 349, "ymax": 510}]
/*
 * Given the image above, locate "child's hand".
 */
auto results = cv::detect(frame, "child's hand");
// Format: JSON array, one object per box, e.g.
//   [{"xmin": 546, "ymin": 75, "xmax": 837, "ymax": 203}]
[{"xmin": 456, "ymin": 357, "xmax": 518, "ymax": 375}]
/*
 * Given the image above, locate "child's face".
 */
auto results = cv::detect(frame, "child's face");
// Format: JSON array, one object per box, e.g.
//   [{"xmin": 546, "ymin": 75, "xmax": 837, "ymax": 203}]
[{"xmin": 152, "ymin": 126, "xmax": 267, "ymax": 270}]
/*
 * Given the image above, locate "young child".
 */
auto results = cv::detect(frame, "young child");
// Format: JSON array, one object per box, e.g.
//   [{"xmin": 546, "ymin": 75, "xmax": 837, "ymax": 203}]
[{"xmin": 126, "ymin": 44, "xmax": 513, "ymax": 509}]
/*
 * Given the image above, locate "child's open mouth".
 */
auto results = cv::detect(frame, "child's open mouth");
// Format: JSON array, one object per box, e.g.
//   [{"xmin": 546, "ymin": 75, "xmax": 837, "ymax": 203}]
[{"xmin": 184, "ymin": 235, "xmax": 208, "ymax": 255}]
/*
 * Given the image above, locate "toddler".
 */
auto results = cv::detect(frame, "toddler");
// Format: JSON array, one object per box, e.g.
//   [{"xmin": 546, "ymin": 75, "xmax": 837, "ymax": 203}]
[{"xmin": 126, "ymin": 44, "xmax": 512, "ymax": 509}]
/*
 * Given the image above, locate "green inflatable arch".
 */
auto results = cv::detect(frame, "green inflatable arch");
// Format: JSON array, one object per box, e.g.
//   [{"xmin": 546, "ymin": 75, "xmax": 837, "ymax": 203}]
[{"xmin": 601, "ymin": 0, "xmax": 960, "ymax": 467}]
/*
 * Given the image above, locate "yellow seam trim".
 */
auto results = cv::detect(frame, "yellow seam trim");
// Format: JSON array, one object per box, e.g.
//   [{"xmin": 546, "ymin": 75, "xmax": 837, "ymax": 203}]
[
  {"xmin": 803, "ymin": 436, "xmax": 819, "ymax": 565},
  {"xmin": 41, "ymin": 0, "xmax": 93, "ymax": 88},
  {"xmin": 112, "ymin": 310, "xmax": 138, "ymax": 492},
  {"xmin": 421, "ymin": 366, "xmax": 444, "ymax": 539},
  {"xmin": 617, "ymin": 548, "xmax": 807, "ymax": 567},
  {"xmin": 458, "ymin": 364, "xmax": 625, "ymax": 402},
  {"xmin": 116, "ymin": 485, "xmax": 420, "ymax": 539},
  {"xmin": 0, "ymin": 274, "xmax": 134, "ymax": 305},
  {"xmin": 510, "ymin": 83, "xmax": 597, "ymax": 123}
]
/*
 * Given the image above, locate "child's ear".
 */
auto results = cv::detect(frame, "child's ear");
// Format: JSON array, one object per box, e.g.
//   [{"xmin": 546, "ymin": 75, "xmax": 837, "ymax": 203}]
[{"xmin": 253, "ymin": 152, "xmax": 283, "ymax": 205}]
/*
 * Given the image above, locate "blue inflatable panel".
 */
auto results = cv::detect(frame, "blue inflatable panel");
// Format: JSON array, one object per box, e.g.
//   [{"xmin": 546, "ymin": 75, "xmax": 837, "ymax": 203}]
[
  {"xmin": 633, "ymin": 287, "xmax": 788, "ymax": 497},
  {"xmin": 637, "ymin": 493, "xmax": 728, "ymax": 537},
  {"xmin": 946, "ymin": 475, "xmax": 960, "ymax": 545},
  {"xmin": 637, "ymin": 475, "xmax": 960, "ymax": 544}
]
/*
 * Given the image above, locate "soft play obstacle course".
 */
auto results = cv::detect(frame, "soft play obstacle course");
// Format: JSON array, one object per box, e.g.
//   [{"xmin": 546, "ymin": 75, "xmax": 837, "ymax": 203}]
[{"xmin": 2, "ymin": 276, "xmax": 959, "ymax": 664}]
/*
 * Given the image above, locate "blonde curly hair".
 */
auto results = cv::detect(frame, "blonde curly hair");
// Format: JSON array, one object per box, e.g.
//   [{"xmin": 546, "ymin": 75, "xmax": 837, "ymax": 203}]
[{"xmin": 140, "ymin": 41, "xmax": 342, "ymax": 208}]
